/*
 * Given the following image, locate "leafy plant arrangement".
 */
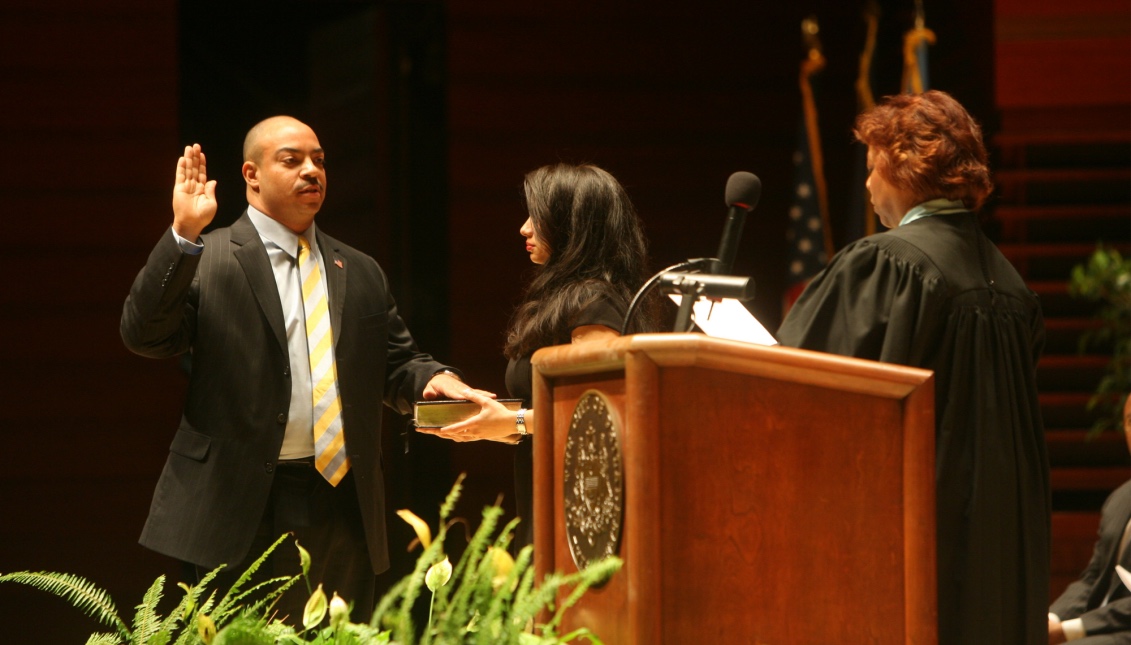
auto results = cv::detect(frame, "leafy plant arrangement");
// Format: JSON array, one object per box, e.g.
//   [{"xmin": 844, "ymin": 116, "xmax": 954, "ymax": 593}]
[
  {"xmin": 1068, "ymin": 244, "xmax": 1131, "ymax": 436},
  {"xmin": 377, "ymin": 474, "xmax": 618, "ymax": 644},
  {"xmin": 0, "ymin": 475, "xmax": 620, "ymax": 644}
]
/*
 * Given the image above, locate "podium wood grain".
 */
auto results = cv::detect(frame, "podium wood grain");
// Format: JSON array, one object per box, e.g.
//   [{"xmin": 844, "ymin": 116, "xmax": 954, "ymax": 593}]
[{"xmin": 533, "ymin": 333, "xmax": 937, "ymax": 644}]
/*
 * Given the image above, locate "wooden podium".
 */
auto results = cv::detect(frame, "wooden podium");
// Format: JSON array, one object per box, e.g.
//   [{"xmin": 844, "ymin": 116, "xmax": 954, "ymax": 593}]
[{"xmin": 531, "ymin": 333, "xmax": 937, "ymax": 644}]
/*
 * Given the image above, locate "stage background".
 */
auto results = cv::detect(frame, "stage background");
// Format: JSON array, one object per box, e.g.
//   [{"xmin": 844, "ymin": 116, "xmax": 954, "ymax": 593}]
[{"xmin": 0, "ymin": 0, "xmax": 1125, "ymax": 641}]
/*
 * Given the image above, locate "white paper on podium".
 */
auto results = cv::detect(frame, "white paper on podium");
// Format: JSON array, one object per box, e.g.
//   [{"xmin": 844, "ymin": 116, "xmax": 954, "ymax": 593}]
[{"xmin": 670, "ymin": 295, "xmax": 778, "ymax": 346}]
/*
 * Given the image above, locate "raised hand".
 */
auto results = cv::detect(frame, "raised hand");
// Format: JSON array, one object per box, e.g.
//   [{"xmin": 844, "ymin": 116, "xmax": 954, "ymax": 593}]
[{"xmin": 172, "ymin": 144, "xmax": 218, "ymax": 241}]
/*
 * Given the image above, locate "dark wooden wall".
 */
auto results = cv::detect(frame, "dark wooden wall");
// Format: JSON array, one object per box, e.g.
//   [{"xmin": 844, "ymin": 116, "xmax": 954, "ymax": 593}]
[
  {"xmin": 994, "ymin": 0, "xmax": 1131, "ymax": 600},
  {"xmin": 0, "ymin": 2, "xmax": 183, "ymax": 641},
  {"xmin": 996, "ymin": 0, "xmax": 1131, "ymax": 121}
]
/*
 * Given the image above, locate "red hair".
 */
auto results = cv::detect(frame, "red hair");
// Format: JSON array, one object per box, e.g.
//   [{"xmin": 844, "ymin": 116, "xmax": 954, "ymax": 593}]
[{"xmin": 855, "ymin": 90, "xmax": 993, "ymax": 210}]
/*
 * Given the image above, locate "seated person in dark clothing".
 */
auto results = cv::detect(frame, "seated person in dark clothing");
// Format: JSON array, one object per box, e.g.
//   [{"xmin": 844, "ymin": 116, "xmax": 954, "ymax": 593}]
[{"xmin": 1048, "ymin": 406, "xmax": 1131, "ymax": 645}]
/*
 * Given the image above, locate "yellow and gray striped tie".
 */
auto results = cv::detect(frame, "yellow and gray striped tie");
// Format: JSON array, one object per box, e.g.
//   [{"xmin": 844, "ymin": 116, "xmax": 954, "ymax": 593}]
[{"xmin": 297, "ymin": 236, "xmax": 350, "ymax": 486}]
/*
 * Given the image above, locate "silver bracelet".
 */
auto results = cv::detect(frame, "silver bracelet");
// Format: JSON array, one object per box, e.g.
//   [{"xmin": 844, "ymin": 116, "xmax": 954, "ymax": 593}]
[{"xmin": 515, "ymin": 408, "xmax": 527, "ymax": 436}]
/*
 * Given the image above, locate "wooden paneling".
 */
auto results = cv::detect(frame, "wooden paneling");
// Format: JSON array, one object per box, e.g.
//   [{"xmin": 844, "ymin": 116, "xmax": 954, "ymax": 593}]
[
  {"xmin": 994, "ymin": 0, "xmax": 1131, "ymax": 604},
  {"xmin": 0, "ymin": 2, "xmax": 180, "ymax": 642},
  {"xmin": 997, "ymin": 38, "xmax": 1131, "ymax": 108},
  {"xmin": 446, "ymin": 1, "xmax": 807, "ymax": 373},
  {"xmin": 996, "ymin": 0, "xmax": 1131, "ymax": 108}
]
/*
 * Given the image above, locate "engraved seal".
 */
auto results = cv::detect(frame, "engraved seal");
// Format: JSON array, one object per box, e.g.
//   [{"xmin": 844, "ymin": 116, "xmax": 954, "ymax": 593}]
[{"xmin": 563, "ymin": 390, "xmax": 624, "ymax": 573}]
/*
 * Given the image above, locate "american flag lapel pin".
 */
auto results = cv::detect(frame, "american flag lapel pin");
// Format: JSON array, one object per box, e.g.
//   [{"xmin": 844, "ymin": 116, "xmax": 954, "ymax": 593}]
[{"xmin": 334, "ymin": 258, "xmax": 343, "ymax": 269}]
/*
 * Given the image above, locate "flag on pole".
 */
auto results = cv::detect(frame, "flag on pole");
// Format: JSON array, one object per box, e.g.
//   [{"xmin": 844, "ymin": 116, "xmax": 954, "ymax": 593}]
[
  {"xmin": 902, "ymin": 0, "xmax": 936, "ymax": 95},
  {"xmin": 784, "ymin": 17, "xmax": 833, "ymax": 314},
  {"xmin": 848, "ymin": 0, "xmax": 881, "ymax": 242}
]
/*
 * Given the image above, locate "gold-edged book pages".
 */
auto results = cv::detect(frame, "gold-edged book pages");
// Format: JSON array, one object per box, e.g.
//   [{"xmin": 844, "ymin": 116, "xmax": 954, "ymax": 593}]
[{"xmin": 413, "ymin": 399, "xmax": 523, "ymax": 428}]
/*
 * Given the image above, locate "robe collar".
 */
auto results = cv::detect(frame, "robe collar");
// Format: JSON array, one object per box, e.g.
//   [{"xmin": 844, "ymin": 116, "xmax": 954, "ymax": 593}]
[{"xmin": 899, "ymin": 198, "xmax": 968, "ymax": 227}]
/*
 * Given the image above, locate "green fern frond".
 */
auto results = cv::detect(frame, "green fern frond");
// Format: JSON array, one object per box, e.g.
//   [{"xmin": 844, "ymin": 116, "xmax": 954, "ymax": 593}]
[
  {"xmin": 224, "ymin": 574, "xmax": 301, "ymax": 625},
  {"xmin": 169, "ymin": 621, "xmax": 194, "ymax": 645},
  {"xmin": 446, "ymin": 503, "xmax": 502, "ymax": 599},
  {"xmin": 437, "ymin": 505, "xmax": 502, "ymax": 633},
  {"xmin": 511, "ymin": 569, "xmax": 561, "ymax": 627},
  {"xmin": 493, "ymin": 517, "xmax": 521, "ymax": 550},
  {"xmin": 542, "ymin": 558, "xmax": 621, "ymax": 634},
  {"xmin": 194, "ymin": 566, "xmax": 223, "ymax": 597},
  {"xmin": 506, "ymin": 550, "xmax": 537, "ymax": 627},
  {"xmin": 476, "ymin": 543, "xmax": 532, "ymax": 643},
  {"xmin": 212, "ymin": 614, "xmax": 275, "ymax": 645},
  {"xmin": 156, "ymin": 582, "xmax": 197, "ymax": 644},
  {"xmin": 215, "ymin": 533, "xmax": 291, "ymax": 616},
  {"xmin": 132, "ymin": 574, "xmax": 166, "ymax": 644},
  {"xmin": 393, "ymin": 533, "xmax": 449, "ymax": 642},
  {"xmin": 340, "ymin": 621, "xmax": 392, "ymax": 643},
  {"xmin": 84, "ymin": 633, "xmax": 123, "ymax": 645},
  {"xmin": 144, "ymin": 630, "xmax": 173, "ymax": 645},
  {"xmin": 174, "ymin": 588, "xmax": 220, "ymax": 645},
  {"xmin": 0, "ymin": 571, "xmax": 130, "ymax": 639},
  {"xmin": 471, "ymin": 550, "xmax": 512, "ymax": 642},
  {"xmin": 196, "ymin": 587, "xmax": 220, "ymax": 618},
  {"xmin": 186, "ymin": 566, "xmax": 223, "ymax": 619},
  {"xmin": 370, "ymin": 477, "xmax": 621, "ymax": 644},
  {"xmin": 438, "ymin": 472, "xmax": 467, "ymax": 521}
]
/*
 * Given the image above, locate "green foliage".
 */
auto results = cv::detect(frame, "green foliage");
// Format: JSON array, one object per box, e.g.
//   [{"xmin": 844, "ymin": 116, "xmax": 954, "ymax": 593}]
[
  {"xmin": 0, "ymin": 477, "xmax": 620, "ymax": 644},
  {"xmin": 1069, "ymin": 245, "xmax": 1131, "ymax": 436},
  {"xmin": 132, "ymin": 575, "xmax": 166, "ymax": 645},
  {"xmin": 370, "ymin": 475, "xmax": 619, "ymax": 645},
  {"xmin": 0, "ymin": 570, "xmax": 130, "ymax": 640}
]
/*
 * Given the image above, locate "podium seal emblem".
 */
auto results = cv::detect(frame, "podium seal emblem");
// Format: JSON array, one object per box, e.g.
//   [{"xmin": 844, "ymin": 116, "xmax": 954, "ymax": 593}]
[{"xmin": 563, "ymin": 389, "xmax": 624, "ymax": 574}]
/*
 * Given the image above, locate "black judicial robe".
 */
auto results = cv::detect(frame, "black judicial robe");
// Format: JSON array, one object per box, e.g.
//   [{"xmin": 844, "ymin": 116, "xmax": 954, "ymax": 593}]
[{"xmin": 777, "ymin": 212, "xmax": 1050, "ymax": 645}]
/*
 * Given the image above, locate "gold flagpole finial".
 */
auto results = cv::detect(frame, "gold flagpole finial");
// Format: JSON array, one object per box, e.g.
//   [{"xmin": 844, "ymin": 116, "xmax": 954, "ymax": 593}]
[
  {"xmin": 802, "ymin": 15, "xmax": 822, "ymax": 60},
  {"xmin": 801, "ymin": 15, "xmax": 826, "ymax": 72},
  {"xmin": 902, "ymin": 1, "xmax": 936, "ymax": 95},
  {"xmin": 858, "ymin": 0, "xmax": 881, "ymax": 236}
]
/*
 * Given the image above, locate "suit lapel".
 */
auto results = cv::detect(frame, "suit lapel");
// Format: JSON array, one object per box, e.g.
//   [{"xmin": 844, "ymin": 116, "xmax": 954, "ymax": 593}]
[
  {"xmin": 1097, "ymin": 484, "xmax": 1131, "ymax": 604},
  {"xmin": 1109, "ymin": 514, "xmax": 1131, "ymax": 602},
  {"xmin": 231, "ymin": 213, "xmax": 288, "ymax": 356},
  {"xmin": 317, "ymin": 230, "xmax": 347, "ymax": 349}
]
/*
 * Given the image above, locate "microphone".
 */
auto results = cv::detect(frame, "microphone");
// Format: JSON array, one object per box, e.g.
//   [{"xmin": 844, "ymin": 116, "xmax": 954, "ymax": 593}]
[
  {"xmin": 712, "ymin": 172, "xmax": 762, "ymax": 274},
  {"xmin": 659, "ymin": 272, "xmax": 755, "ymax": 301}
]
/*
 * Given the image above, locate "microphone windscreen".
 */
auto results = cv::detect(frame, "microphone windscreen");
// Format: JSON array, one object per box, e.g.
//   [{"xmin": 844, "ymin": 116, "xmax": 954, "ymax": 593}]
[{"xmin": 725, "ymin": 172, "xmax": 762, "ymax": 211}]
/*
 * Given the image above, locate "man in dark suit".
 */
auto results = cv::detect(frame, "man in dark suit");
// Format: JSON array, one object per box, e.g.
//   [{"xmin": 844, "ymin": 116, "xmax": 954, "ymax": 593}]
[
  {"xmin": 1048, "ymin": 419, "xmax": 1131, "ymax": 644},
  {"xmin": 121, "ymin": 116, "xmax": 476, "ymax": 621}
]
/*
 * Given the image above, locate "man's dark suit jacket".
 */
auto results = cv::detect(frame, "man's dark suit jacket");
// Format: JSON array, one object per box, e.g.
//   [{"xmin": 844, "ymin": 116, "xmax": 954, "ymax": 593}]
[
  {"xmin": 1051, "ymin": 479, "xmax": 1131, "ymax": 644},
  {"xmin": 121, "ymin": 213, "xmax": 450, "ymax": 574}
]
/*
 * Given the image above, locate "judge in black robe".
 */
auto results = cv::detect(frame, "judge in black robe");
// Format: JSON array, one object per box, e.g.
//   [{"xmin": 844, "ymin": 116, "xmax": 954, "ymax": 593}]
[{"xmin": 778, "ymin": 90, "xmax": 1050, "ymax": 645}]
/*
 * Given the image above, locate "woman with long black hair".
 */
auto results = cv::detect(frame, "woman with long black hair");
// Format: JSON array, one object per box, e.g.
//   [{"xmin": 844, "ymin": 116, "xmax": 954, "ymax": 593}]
[{"xmin": 419, "ymin": 162, "xmax": 657, "ymax": 549}]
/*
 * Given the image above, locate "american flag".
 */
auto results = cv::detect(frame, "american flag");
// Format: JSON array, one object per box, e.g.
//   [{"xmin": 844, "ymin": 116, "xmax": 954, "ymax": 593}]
[
  {"xmin": 785, "ymin": 20, "xmax": 833, "ymax": 314},
  {"xmin": 784, "ymin": 116, "xmax": 829, "ymax": 311}
]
